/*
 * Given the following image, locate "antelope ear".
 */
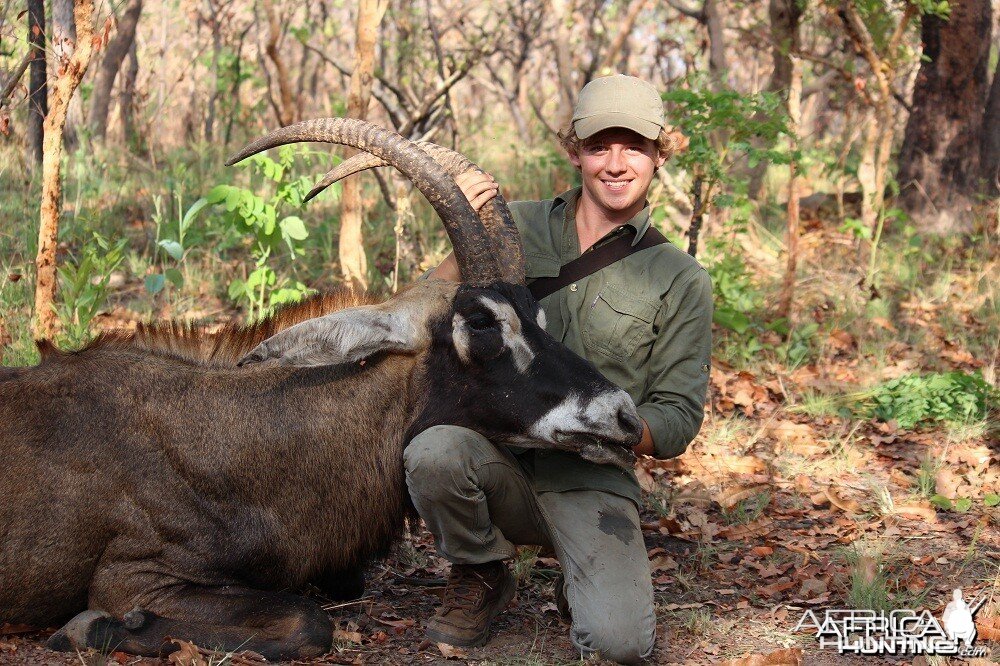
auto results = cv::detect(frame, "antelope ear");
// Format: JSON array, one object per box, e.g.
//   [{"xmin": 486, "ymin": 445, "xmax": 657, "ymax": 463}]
[{"xmin": 238, "ymin": 307, "xmax": 419, "ymax": 367}]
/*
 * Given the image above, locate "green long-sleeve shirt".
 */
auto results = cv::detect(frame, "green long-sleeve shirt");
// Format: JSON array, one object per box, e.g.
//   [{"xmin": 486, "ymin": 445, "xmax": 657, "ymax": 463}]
[{"xmin": 511, "ymin": 187, "xmax": 713, "ymax": 505}]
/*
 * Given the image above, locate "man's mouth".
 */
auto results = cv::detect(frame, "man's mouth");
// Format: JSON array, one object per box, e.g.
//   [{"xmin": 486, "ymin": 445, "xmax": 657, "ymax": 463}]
[{"xmin": 601, "ymin": 179, "xmax": 631, "ymax": 192}]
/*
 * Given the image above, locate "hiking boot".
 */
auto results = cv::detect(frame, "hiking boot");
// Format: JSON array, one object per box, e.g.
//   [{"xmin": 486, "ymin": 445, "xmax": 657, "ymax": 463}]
[{"xmin": 425, "ymin": 561, "xmax": 516, "ymax": 647}]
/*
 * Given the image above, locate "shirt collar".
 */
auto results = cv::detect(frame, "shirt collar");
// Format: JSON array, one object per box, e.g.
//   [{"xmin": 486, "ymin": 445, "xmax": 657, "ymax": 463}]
[{"xmin": 554, "ymin": 186, "xmax": 653, "ymax": 247}]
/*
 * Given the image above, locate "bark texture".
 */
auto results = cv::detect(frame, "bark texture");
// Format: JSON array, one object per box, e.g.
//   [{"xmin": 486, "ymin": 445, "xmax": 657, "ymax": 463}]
[
  {"xmin": 339, "ymin": 0, "xmax": 388, "ymax": 291},
  {"xmin": 119, "ymin": 39, "xmax": 140, "ymax": 145},
  {"xmin": 777, "ymin": 57, "xmax": 801, "ymax": 322},
  {"xmin": 981, "ymin": 62, "xmax": 1000, "ymax": 195},
  {"xmin": 26, "ymin": 0, "xmax": 46, "ymax": 171},
  {"xmin": 747, "ymin": 0, "xmax": 803, "ymax": 199},
  {"xmin": 262, "ymin": 0, "xmax": 297, "ymax": 126},
  {"xmin": 89, "ymin": 0, "xmax": 143, "ymax": 140},
  {"xmin": 897, "ymin": 0, "xmax": 992, "ymax": 230},
  {"xmin": 51, "ymin": 0, "xmax": 80, "ymax": 150},
  {"xmin": 34, "ymin": 0, "xmax": 97, "ymax": 340}
]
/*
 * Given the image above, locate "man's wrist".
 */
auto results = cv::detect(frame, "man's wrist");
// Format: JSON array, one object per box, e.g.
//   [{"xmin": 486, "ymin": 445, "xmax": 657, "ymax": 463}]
[{"xmin": 633, "ymin": 418, "xmax": 655, "ymax": 457}]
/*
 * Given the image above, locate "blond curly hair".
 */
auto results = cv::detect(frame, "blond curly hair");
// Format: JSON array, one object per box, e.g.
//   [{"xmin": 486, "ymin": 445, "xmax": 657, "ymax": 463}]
[{"xmin": 557, "ymin": 124, "xmax": 689, "ymax": 161}]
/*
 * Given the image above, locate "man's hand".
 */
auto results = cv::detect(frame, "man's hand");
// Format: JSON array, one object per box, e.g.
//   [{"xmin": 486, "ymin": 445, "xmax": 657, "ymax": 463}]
[
  {"xmin": 456, "ymin": 170, "xmax": 499, "ymax": 212},
  {"xmin": 429, "ymin": 170, "xmax": 500, "ymax": 281}
]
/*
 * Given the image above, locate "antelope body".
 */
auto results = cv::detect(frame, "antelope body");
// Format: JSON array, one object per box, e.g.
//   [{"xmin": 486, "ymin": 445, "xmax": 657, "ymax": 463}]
[{"xmin": 0, "ymin": 119, "xmax": 641, "ymax": 660}]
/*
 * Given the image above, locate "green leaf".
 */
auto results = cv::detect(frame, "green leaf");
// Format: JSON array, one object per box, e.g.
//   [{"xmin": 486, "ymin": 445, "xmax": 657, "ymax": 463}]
[
  {"xmin": 206, "ymin": 185, "xmax": 230, "ymax": 204},
  {"xmin": 145, "ymin": 274, "xmax": 165, "ymax": 295},
  {"xmin": 158, "ymin": 240, "xmax": 184, "ymax": 261},
  {"xmin": 929, "ymin": 494, "xmax": 953, "ymax": 511},
  {"xmin": 713, "ymin": 306, "xmax": 751, "ymax": 334},
  {"xmin": 954, "ymin": 497, "xmax": 972, "ymax": 513},
  {"xmin": 181, "ymin": 197, "xmax": 210, "ymax": 232},
  {"xmin": 228, "ymin": 279, "xmax": 246, "ymax": 300},
  {"xmin": 280, "ymin": 216, "xmax": 308, "ymax": 241},
  {"xmin": 983, "ymin": 493, "xmax": 999, "ymax": 507},
  {"xmin": 165, "ymin": 268, "xmax": 184, "ymax": 288}
]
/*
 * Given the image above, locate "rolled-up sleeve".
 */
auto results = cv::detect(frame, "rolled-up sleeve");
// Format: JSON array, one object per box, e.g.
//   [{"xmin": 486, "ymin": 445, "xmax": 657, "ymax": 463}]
[{"xmin": 636, "ymin": 267, "xmax": 713, "ymax": 459}]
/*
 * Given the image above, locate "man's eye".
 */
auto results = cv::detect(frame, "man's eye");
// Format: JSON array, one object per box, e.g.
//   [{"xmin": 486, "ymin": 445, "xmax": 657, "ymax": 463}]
[{"xmin": 466, "ymin": 314, "xmax": 494, "ymax": 330}]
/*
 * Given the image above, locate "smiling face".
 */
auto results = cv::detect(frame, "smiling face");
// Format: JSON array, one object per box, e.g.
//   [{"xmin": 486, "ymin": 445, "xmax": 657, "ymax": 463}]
[{"xmin": 567, "ymin": 128, "xmax": 666, "ymax": 220}]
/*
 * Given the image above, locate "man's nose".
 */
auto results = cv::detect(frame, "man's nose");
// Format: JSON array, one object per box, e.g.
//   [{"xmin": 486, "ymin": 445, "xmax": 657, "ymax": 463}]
[{"xmin": 605, "ymin": 147, "xmax": 626, "ymax": 174}]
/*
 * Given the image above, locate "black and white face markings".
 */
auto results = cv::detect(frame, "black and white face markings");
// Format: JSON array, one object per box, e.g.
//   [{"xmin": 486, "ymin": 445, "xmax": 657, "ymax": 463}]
[
  {"xmin": 451, "ymin": 294, "xmax": 536, "ymax": 373},
  {"xmin": 451, "ymin": 288, "xmax": 642, "ymax": 468}
]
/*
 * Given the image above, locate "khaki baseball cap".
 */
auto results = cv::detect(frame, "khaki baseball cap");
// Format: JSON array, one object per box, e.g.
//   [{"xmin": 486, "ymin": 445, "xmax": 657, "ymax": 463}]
[{"xmin": 572, "ymin": 75, "xmax": 665, "ymax": 140}]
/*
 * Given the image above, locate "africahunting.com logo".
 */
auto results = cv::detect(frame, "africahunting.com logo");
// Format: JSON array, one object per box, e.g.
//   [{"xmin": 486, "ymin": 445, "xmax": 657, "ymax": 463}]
[{"xmin": 795, "ymin": 589, "xmax": 989, "ymax": 658}]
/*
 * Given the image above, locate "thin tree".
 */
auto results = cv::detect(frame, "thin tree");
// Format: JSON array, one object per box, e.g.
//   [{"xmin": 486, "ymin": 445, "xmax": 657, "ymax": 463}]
[
  {"xmin": 34, "ymin": 0, "xmax": 97, "ymax": 340},
  {"xmin": 339, "ymin": 0, "xmax": 388, "ymax": 292},
  {"xmin": 261, "ymin": 0, "xmax": 296, "ymax": 126},
  {"xmin": 777, "ymin": 56, "xmax": 802, "ymax": 322},
  {"xmin": 979, "ymin": 36, "xmax": 999, "ymax": 196},
  {"xmin": 747, "ymin": 0, "xmax": 803, "ymax": 199},
  {"xmin": 25, "ymin": 0, "xmax": 46, "ymax": 171},
  {"xmin": 89, "ymin": 0, "xmax": 143, "ymax": 141},
  {"xmin": 119, "ymin": 38, "xmax": 140, "ymax": 145},
  {"xmin": 51, "ymin": 0, "xmax": 80, "ymax": 150},
  {"xmin": 897, "ymin": 0, "xmax": 992, "ymax": 230}
]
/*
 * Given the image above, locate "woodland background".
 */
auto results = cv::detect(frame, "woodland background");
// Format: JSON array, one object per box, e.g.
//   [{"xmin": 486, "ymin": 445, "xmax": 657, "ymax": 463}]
[{"xmin": 0, "ymin": 0, "xmax": 998, "ymax": 664}]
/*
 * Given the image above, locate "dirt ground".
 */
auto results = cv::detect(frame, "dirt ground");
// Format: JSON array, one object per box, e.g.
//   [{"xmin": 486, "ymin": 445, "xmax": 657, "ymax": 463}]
[{"xmin": 3, "ymin": 475, "xmax": 997, "ymax": 666}]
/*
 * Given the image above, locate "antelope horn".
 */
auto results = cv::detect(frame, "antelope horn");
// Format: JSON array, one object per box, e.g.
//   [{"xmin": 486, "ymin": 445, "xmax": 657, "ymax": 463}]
[
  {"xmin": 226, "ymin": 118, "xmax": 502, "ymax": 285},
  {"xmin": 306, "ymin": 143, "xmax": 525, "ymax": 285}
]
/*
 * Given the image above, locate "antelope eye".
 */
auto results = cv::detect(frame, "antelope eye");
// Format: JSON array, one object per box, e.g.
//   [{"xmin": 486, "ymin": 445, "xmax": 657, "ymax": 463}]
[{"xmin": 465, "ymin": 312, "xmax": 495, "ymax": 331}]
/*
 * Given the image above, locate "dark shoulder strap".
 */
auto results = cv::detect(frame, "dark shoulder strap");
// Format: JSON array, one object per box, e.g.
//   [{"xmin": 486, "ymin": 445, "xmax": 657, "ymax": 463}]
[{"xmin": 528, "ymin": 226, "xmax": 668, "ymax": 301}]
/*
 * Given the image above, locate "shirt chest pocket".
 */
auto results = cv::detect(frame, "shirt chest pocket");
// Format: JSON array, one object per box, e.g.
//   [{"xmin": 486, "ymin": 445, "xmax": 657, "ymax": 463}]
[{"xmin": 583, "ymin": 284, "xmax": 659, "ymax": 361}]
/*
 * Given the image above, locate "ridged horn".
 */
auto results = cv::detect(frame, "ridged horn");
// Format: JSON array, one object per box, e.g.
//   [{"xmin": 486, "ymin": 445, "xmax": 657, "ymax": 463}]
[
  {"xmin": 306, "ymin": 143, "xmax": 526, "ymax": 285},
  {"xmin": 226, "ymin": 118, "xmax": 502, "ymax": 285}
]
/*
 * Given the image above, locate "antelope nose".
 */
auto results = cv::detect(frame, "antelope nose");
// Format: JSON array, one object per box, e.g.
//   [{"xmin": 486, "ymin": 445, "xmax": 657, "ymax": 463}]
[{"xmin": 618, "ymin": 407, "xmax": 642, "ymax": 437}]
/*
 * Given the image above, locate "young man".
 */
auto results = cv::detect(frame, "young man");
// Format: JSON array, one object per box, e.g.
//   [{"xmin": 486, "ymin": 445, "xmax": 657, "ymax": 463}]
[{"xmin": 406, "ymin": 74, "xmax": 713, "ymax": 664}]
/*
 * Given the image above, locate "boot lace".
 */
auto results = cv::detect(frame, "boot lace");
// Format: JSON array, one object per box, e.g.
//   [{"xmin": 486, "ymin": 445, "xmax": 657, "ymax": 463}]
[{"xmin": 441, "ymin": 566, "xmax": 495, "ymax": 612}]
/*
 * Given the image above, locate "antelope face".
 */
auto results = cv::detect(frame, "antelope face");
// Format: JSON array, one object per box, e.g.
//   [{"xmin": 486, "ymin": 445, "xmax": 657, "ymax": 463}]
[{"xmin": 418, "ymin": 282, "xmax": 642, "ymax": 470}]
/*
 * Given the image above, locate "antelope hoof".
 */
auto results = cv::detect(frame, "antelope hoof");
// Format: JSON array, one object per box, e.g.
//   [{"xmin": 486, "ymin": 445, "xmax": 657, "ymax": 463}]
[{"xmin": 47, "ymin": 609, "xmax": 117, "ymax": 652}]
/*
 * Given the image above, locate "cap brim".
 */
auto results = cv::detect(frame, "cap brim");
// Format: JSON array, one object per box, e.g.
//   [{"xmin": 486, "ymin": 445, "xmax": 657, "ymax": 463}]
[{"xmin": 574, "ymin": 113, "xmax": 661, "ymax": 140}]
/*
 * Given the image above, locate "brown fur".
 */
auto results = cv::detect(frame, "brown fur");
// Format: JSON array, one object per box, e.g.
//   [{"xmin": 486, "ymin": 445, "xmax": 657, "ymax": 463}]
[
  {"xmin": 1, "ymin": 287, "xmax": 436, "ymax": 633},
  {"xmin": 43, "ymin": 290, "xmax": 378, "ymax": 368}
]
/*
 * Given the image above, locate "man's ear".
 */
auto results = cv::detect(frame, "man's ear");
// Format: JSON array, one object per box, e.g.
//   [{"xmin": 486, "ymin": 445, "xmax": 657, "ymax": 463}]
[
  {"xmin": 238, "ymin": 306, "xmax": 420, "ymax": 367},
  {"xmin": 566, "ymin": 147, "xmax": 582, "ymax": 169}
]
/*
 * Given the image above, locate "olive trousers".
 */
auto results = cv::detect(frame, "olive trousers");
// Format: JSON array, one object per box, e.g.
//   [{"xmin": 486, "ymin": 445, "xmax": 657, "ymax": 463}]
[{"xmin": 405, "ymin": 425, "xmax": 655, "ymax": 664}]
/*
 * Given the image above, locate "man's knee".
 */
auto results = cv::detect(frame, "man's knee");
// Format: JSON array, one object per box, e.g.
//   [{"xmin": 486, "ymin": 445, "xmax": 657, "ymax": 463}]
[
  {"xmin": 575, "ymin": 622, "xmax": 654, "ymax": 665},
  {"xmin": 404, "ymin": 425, "xmax": 492, "ymax": 495},
  {"xmin": 571, "ymin": 590, "xmax": 655, "ymax": 665}
]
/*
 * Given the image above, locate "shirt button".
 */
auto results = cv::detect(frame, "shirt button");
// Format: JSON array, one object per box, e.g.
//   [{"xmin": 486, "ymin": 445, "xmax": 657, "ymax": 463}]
[{"xmin": 569, "ymin": 283, "xmax": 578, "ymax": 292}]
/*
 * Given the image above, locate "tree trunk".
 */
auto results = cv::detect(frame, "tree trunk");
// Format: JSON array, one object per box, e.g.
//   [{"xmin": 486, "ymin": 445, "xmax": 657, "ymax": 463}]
[
  {"xmin": 34, "ymin": 0, "xmax": 97, "ymax": 340},
  {"xmin": 747, "ymin": 0, "xmax": 803, "ymax": 199},
  {"xmin": 777, "ymin": 57, "xmax": 801, "ymax": 322},
  {"xmin": 26, "ymin": 0, "xmax": 46, "ymax": 172},
  {"xmin": 51, "ymin": 0, "xmax": 80, "ymax": 151},
  {"xmin": 339, "ymin": 0, "xmax": 388, "ymax": 292},
  {"xmin": 262, "ymin": 0, "xmax": 296, "ymax": 126},
  {"xmin": 599, "ymin": 0, "xmax": 648, "ymax": 73},
  {"xmin": 204, "ymin": 13, "xmax": 222, "ymax": 141},
  {"xmin": 704, "ymin": 0, "xmax": 727, "ymax": 87},
  {"xmin": 119, "ymin": 38, "xmax": 140, "ymax": 146},
  {"xmin": 90, "ymin": 0, "xmax": 143, "ymax": 141},
  {"xmin": 897, "ymin": 0, "xmax": 992, "ymax": 231},
  {"xmin": 981, "ymin": 61, "xmax": 1000, "ymax": 195}
]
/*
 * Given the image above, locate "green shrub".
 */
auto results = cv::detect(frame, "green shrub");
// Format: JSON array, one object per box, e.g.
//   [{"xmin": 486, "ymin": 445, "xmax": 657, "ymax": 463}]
[{"xmin": 860, "ymin": 372, "xmax": 997, "ymax": 429}]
